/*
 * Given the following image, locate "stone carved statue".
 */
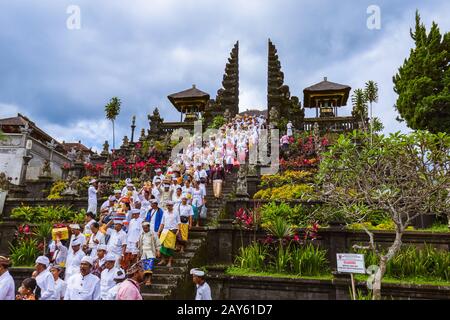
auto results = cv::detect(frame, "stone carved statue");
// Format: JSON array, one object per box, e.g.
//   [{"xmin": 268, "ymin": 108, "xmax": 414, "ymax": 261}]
[
  {"xmin": 41, "ymin": 160, "xmax": 51, "ymax": 177},
  {"xmin": 102, "ymin": 158, "xmax": 112, "ymax": 177},
  {"xmin": 247, "ymin": 163, "xmax": 257, "ymax": 177},
  {"xmin": 67, "ymin": 148, "xmax": 77, "ymax": 162},
  {"xmin": 0, "ymin": 172, "xmax": 10, "ymax": 191},
  {"xmin": 236, "ymin": 164, "xmax": 249, "ymax": 197},
  {"xmin": 61, "ymin": 176, "xmax": 79, "ymax": 196},
  {"xmin": 75, "ymin": 149, "xmax": 84, "ymax": 162}
]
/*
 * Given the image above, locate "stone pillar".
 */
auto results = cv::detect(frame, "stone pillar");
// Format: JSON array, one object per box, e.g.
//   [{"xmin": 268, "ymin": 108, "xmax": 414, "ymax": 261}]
[
  {"xmin": 325, "ymin": 223, "xmax": 348, "ymax": 272},
  {"xmin": 19, "ymin": 154, "xmax": 33, "ymax": 186}
]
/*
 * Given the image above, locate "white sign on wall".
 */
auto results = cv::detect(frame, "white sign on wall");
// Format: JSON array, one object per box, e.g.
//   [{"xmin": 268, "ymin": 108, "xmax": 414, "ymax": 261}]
[{"xmin": 337, "ymin": 253, "xmax": 366, "ymax": 274}]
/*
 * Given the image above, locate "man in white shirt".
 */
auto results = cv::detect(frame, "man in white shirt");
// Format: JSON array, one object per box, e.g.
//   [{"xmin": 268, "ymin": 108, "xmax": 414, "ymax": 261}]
[
  {"xmin": 64, "ymin": 256, "xmax": 101, "ymax": 300},
  {"xmin": 0, "ymin": 256, "xmax": 15, "ymax": 300},
  {"xmin": 34, "ymin": 256, "xmax": 57, "ymax": 300},
  {"xmin": 64, "ymin": 238, "xmax": 86, "ymax": 280},
  {"xmin": 100, "ymin": 254, "xmax": 118, "ymax": 300},
  {"xmin": 105, "ymin": 220, "xmax": 127, "ymax": 267},
  {"xmin": 87, "ymin": 222, "xmax": 106, "ymax": 258},
  {"xmin": 152, "ymin": 168, "xmax": 165, "ymax": 185},
  {"xmin": 125, "ymin": 209, "xmax": 143, "ymax": 258},
  {"xmin": 121, "ymin": 178, "xmax": 133, "ymax": 197},
  {"xmin": 50, "ymin": 264, "xmax": 66, "ymax": 300},
  {"xmin": 87, "ymin": 179, "xmax": 98, "ymax": 215},
  {"xmin": 157, "ymin": 201, "xmax": 181, "ymax": 267},
  {"xmin": 104, "ymin": 268, "xmax": 126, "ymax": 300},
  {"xmin": 68, "ymin": 224, "xmax": 86, "ymax": 255}
]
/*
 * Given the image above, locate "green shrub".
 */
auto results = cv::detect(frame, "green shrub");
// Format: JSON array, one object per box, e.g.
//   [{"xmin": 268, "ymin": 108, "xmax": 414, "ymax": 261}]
[
  {"xmin": 11, "ymin": 205, "xmax": 85, "ymax": 224},
  {"xmin": 355, "ymin": 245, "xmax": 450, "ymax": 281},
  {"xmin": 260, "ymin": 202, "xmax": 316, "ymax": 228},
  {"xmin": 234, "ymin": 242, "xmax": 268, "ymax": 272},
  {"xmin": 291, "ymin": 244, "xmax": 329, "ymax": 276},
  {"xmin": 9, "ymin": 238, "xmax": 40, "ymax": 267},
  {"xmin": 271, "ymin": 243, "xmax": 292, "ymax": 273}
]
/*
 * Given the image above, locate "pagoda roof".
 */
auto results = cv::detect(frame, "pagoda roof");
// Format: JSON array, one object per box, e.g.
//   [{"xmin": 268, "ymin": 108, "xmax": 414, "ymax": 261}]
[
  {"xmin": 303, "ymin": 77, "xmax": 351, "ymax": 108},
  {"xmin": 168, "ymin": 85, "xmax": 210, "ymax": 112},
  {"xmin": 168, "ymin": 85, "xmax": 209, "ymax": 100}
]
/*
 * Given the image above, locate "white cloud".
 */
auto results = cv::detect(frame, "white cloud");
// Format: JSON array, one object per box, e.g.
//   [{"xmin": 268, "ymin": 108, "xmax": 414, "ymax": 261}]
[{"xmin": 0, "ymin": 103, "xmax": 21, "ymax": 118}]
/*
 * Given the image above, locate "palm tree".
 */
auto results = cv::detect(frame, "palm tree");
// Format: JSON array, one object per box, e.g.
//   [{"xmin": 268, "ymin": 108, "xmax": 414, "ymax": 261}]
[
  {"xmin": 364, "ymin": 81, "xmax": 379, "ymax": 143},
  {"xmin": 351, "ymin": 89, "xmax": 368, "ymax": 131},
  {"xmin": 104, "ymin": 97, "xmax": 121, "ymax": 149}
]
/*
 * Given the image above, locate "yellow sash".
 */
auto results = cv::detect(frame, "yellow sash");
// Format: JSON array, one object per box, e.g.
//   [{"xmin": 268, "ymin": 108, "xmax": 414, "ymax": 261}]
[{"xmin": 159, "ymin": 230, "xmax": 176, "ymax": 250}]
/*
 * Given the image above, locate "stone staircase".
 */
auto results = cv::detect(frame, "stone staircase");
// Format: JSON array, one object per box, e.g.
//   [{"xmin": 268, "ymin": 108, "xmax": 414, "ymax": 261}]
[{"xmin": 142, "ymin": 172, "xmax": 236, "ymax": 300}]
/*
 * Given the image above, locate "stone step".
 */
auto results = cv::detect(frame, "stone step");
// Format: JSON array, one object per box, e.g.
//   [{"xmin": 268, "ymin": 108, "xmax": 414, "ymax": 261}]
[
  {"xmin": 150, "ymin": 273, "xmax": 184, "ymax": 284},
  {"xmin": 142, "ymin": 283, "xmax": 178, "ymax": 294},
  {"xmin": 153, "ymin": 266, "xmax": 187, "ymax": 274},
  {"xmin": 142, "ymin": 293, "xmax": 170, "ymax": 300}
]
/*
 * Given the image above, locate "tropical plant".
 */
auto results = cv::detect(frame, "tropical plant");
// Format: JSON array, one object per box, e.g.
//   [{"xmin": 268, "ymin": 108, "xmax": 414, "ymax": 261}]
[
  {"xmin": 355, "ymin": 245, "xmax": 450, "ymax": 281},
  {"xmin": 11, "ymin": 205, "xmax": 85, "ymax": 224},
  {"xmin": 290, "ymin": 244, "xmax": 329, "ymax": 276},
  {"xmin": 234, "ymin": 242, "xmax": 268, "ymax": 272},
  {"xmin": 364, "ymin": 80, "xmax": 379, "ymax": 143},
  {"xmin": 351, "ymin": 89, "xmax": 368, "ymax": 130},
  {"xmin": 271, "ymin": 243, "xmax": 292, "ymax": 273},
  {"xmin": 265, "ymin": 216, "xmax": 294, "ymax": 240},
  {"xmin": 33, "ymin": 222, "xmax": 53, "ymax": 255},
  {"xmin": 105, "ymin": 97, "xmax": 121, "ymax": 149},
  {"xmin": 9, "ymin": 238, "xmax": 40, "ymax": 267},
  {"xmin": 393, "ymin": 11, "xmax": 450, "ymax": 133}
]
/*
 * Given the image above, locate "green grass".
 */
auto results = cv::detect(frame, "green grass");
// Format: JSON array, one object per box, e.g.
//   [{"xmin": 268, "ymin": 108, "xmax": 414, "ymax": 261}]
[
  {"xmin": 413, "ymin": 223, "xmax": 449, "ymax": 233},
  {"xmin": 226, "ymin": 267, "xmax": 449, "ymax": 286},
  {"xmin": 225, "ymin": 267, "xmax": 333, "ymax": 280}
]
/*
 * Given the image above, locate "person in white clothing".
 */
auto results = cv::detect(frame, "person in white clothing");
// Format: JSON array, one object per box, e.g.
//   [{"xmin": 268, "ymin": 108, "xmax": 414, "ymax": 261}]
[
  {"xmin": 100, "ymin": 254, "xmax": 118, "ymax": 300},
  {"xmin": 121, "ymin": 178, "xmax": 133, "ymax": 197},
  {"xmin": 152, "ymin": 168, "xmax": 165, "ymax": 185},
  {"xmin": 64, "ymin": 238, "xmax": 86, "ymax": 280},
  {"xmin": 87, "ymin": 222, "xmax": 106, "ymax": 258},
  {"xmin": 191, "ymin": 268, "xmax": 212, "ymax": 300},
  {"xmin": 83, "ymin": 211, "xmax": 96, "ymax": 236},
  {"xmin": 124, "ymin": 209, "xmax": 142, "ymax": 269},
  {"xmin": 105, "ymin": 220, "xmax": 127, "ymax": 267},
  {"xmin": 68, "ymin": 224, "xmax": 86, "ymax": 255},
  {"xmin": 50, "ymin": 265, "xmax": 66, "ymax": 300},
  {"xmin": 104, "ymin": 268, "xmax": 126, "ymax": 300},
  {"xmin": 48, "ymin": 237, "xmax": 68, "ymax": 267},
  {"xmin": 287, "ymin": 120, "xmax": 293, "ymax": 137},
  {"xmin": 34, "ymin": 256, "xmax": 57, "ymax": 300},
  {"xmin": 87, "ymin": 179, "xmax": 98, "ymax": 215},
  {"xmin": 0, "ymin": 256, "xmax": 15, "ymax": 300},
  {"xmin": 157, "ymin": 201, "xmax": 181, "ymax": 267},
  {"xmin": 64, "ymin": 256, "xmax": 101, "ymax": 300}
]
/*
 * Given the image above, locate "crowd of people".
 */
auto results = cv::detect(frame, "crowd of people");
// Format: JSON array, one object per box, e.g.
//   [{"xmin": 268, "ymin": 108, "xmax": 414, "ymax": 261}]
[{"xmin": 0, "ymin": 114, "xmax": 268, "ymax": 300}]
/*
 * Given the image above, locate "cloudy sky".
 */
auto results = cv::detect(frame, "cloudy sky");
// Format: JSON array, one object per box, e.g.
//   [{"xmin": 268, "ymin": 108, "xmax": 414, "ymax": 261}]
[{"xmin": 0, "ymin": 0, "xmax": 449, "ymax": 151}]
